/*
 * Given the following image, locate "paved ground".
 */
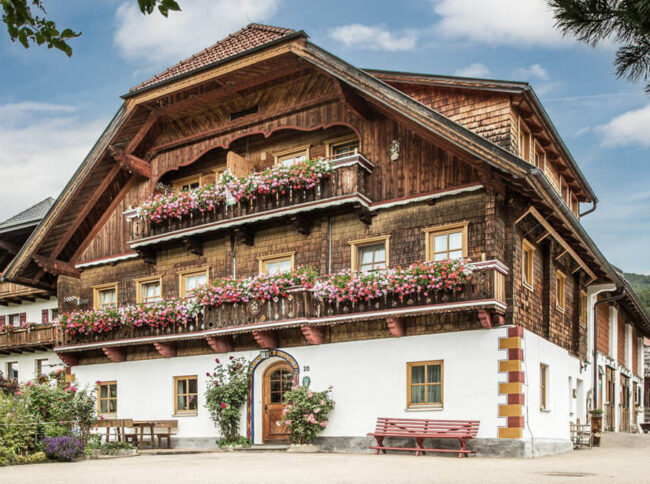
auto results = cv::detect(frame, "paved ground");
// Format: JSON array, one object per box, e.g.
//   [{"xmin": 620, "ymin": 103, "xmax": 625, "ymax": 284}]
[{"xmin": 3, "ymin": 433, "xmax": 650, "ymax": 484}]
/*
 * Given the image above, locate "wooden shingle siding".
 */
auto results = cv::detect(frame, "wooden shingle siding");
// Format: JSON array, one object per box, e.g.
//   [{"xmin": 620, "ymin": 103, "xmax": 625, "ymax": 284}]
[{"xmin": 597, "ymin": 300, "xmax": 610, "ymax": 355}]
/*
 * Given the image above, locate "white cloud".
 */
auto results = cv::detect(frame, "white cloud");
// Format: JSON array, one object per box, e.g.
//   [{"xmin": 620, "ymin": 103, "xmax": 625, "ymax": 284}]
[
  {"xmin": 329, "ymin": 24, "xmax": 417, "ymax": 51},
  {"xmin": 454, "ymin": 63, "xmax": 491, "ymax": 78},
  {"xmin": 0, "ymin": 103, "xmax": 105, "ymax": 222},
  {"xmin": 114, "ymin": 0, "xmax": 280, "ymax": 68},
  {"xmin": 596, "ymin": 104, "xmax": 650, "ymax": 148},
  {"xmin": 513, "ymin": 64, "xmax": 549, "ymax": 80},
  {"xmin": 432, "ymin": 0, "xmax": 571, "ymax": 47}
]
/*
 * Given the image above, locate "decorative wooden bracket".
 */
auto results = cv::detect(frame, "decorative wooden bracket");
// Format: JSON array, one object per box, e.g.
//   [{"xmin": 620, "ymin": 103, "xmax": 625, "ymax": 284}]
[
  {"xmin": 332, "ymin": 79, "xmax": 373, "ymax": 120},
  {"xmin": 354, "ymin": 204, "xmax": 373, "ymax": 225},
  {"xmin": 235, "ymin": 227, "xmax": 255, "ymax": 246},
  {"xmin": 58, "ymin": 352, "xmax": 79, "ymax": 367},
  {"xmin": 386, "ymin": 317, "xmax": 405, "ymax": 337},
  {"xmin": 182, "ymin": 236, "xmax": 203, "ymax": 256},
  {"xmin": 253, "ymin": 330, "xmax": 277, "ymax": 349},
  {"xmin": 109, "ymin": 146, "xmax": 151, "ymax": 178},
  {"xmin": 301, "ymin": 326, "xmax": 325, "ymax": 345},
  {"xmin": 292, "ymin": 215, "xmax": 312, "ymax": 236},
  {"xmin": 154, "ymin": 342, "xmax": 177, "ymax": 358},
  {"xmin": 477, "ymin": 310, "xmax": 492, "ymax": 329},
  {"xmin": 102, "ymin": 347, "xmax": 126, "ymax": 362},
  {"xmin": 0, "ymin": 239, "xmax": 20, "ymax": 254},
  {"xmin": 492, "ymin": 312, "xmax": 506, "ymax": 327},
  {"xmin": 206, "ymin": 335, "xmax": 233, "ymax": 353},
  {"xmin": 135, "ymin": 247, "xmax": 156, "ymax": 265},
  {"xmin": 32, "ymin": 255, "xmax": 80, "ymax": 279}
]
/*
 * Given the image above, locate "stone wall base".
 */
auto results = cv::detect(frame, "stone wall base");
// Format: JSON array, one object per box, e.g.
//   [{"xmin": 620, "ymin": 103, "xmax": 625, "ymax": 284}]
[{"xmin": 172, "ymin": 437, "xmax": 219, "ymax": 449}]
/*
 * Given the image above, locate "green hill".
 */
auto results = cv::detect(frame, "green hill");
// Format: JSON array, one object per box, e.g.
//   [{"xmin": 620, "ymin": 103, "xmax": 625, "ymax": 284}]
[{"xmin": 624, "ymin": 272, "xmax": 650, "ymax": 316}]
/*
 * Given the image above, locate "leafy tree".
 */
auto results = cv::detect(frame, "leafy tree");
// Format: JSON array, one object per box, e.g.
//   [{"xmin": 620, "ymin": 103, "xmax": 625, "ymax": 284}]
[
  {"xmin": 1, "ymin": 0, "xmax": 181, "ymax": 56},
  {"xmin": 624, "ymin": 272, "xmax": 650, "ymax": 315},
  {"xmin": 549, "ymin": 1, "xmax": 650, "ymax": 93}
]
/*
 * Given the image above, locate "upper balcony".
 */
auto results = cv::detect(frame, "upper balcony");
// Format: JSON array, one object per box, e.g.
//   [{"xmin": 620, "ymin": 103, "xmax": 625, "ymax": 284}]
[
  {"xmin": 55, "ymin": 260, "xmax": 508, "ymax": 356},
  {"xmin": 0, "ymin": 324, "xmax": 57, "ymax": 354},
  {"xmin": 126, "ymin": 154, "xmax": 375, "ymax": 252},
  {"xmin": 0, "ymin": 282, "xmax": 52, "ymax": 305}
]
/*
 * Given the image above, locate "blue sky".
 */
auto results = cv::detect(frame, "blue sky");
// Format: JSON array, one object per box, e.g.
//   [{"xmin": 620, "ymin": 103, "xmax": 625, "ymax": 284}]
[{"xmin": 0, "ymin": 0, "xmax": 648, "ymax": 273}]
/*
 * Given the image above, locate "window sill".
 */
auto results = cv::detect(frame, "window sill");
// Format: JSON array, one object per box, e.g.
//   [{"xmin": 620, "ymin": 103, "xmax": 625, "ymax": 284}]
[
  {"xmin": 540, "ymin": 409, "xmax": 551, "ymax": 413},
  {"xmin": 172, "ymin": 413, "xmax": 198, "ymax": 417},
  {"xmin": 405, "ymin": 406, "xmax": 443, "ymax": 412}
]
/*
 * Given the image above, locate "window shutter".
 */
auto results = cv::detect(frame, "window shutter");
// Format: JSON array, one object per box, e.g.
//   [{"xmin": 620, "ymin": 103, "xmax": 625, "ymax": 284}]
[
  {"xmin": 20, "ymin": 312, "xmax": 27, "ymax": 324},
  {"xmin": 0, "ymin": 315, "xmax": 5, "ymax": 325},
  {"xmin": 41, "ymin": 309, "xmax": 49, "ymax": 324}
]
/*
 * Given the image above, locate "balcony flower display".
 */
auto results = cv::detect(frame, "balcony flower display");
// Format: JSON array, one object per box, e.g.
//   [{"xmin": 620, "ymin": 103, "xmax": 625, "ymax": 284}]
[
  {"xmin": 137, "ymin": 158, "xmax": 334, "ymax": 224},
  {"xmin": 60, "ymin": 260, "xmax": 471, "ymax": 336}
]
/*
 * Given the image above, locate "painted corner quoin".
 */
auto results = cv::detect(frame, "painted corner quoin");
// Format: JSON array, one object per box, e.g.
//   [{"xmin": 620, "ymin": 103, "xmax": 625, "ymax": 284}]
[{"xmin": 498, "ymin": 326, "xmax": 524, "ymax": 439}]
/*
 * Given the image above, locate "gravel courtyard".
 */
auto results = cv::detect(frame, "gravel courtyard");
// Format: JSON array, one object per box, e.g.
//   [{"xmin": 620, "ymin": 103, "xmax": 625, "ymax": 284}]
[{"xmin": 2, "ymin": 433, "xmax": 649, "ymax": 484}]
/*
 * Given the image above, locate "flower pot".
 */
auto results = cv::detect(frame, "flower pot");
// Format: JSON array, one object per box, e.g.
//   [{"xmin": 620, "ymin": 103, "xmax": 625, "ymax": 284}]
[
  {"xmin": 590, "ymin": 414, "xmax": 603, "ymax": 447},
  {"xmin": 286, "ymin": 444, "xmax": 321, "ymax": 453}
]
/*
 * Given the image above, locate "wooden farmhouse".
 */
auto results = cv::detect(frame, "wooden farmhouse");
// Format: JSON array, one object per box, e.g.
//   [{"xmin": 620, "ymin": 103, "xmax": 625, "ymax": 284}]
[{"xmin": 2, "ymin": 24, "xmax": 648, "ymax": 456}]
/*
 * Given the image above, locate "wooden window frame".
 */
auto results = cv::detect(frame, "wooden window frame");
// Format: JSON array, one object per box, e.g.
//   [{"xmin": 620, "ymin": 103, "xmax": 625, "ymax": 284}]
[
  {"xmin": 174, "ymin": 375, "xmax": 198, "ymax": 416},
  {"xmin": 540, "ymin": 364, "xmax": 549, "ymax": 411},
  {"xmin": 7, "ymin": 313, "xmax": 20, "ymax": 327},
  {"xmin": 136, "ymin": 276, "xmax": 163, "ymax": 304},
  {"xmin": 423, "ymin": 221, "xmax": 469, "ymax": 262},
  {"xmin": 348, "ymin": 235, "xmax": 391, "ymax": 272},
  {"xmin": 518, "ymin": 119, "xmax": 531, "ymax": 162},
  {"xmin": 406, "ymin": 360, "xmax": 444, "ymax": 409},
  {"xmin": 555, "ymin": 270, "xmax": 566, "ymax": 312},
  {"xmin": 178, "ymin": 267, "xmax": 210, "ymax": 298},
  {"xmin": 92, "ymin": 283, "xmax": 118, "ymax": 310},
  {"xmin": 257, "ymin": 252, "xmax": 295, "ymax": 275},
  {"xmin": 273, "ymin": 145, "xmax": 310, "ymax": 167},
  {"xmin": 325, "ymin": 135, "xmax": 360, "ymax": 158},
  {"xmin": 35, "ymin": 358, "xmax": 48, "ymax": 378},
  {"xmin": 6, "ymin": 361, "xmax": 18, "ymax": 380},
  {"xmin": 171, "ymin": 174, "xmax": 203, "ymax": 192},
  {"xmin": 97, "ymin": 381, "xmax": 117, "ymax": 417},
  {"xmin": 522, "ymin": 239, "xmax": 535, "ymax": 291},
  {"xmin": 533, "ymin": 141, "xmax": 545, "ymax": 169}
]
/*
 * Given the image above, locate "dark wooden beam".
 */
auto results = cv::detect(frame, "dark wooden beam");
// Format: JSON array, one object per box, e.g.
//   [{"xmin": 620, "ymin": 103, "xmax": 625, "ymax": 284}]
[
  {"xmin": 235, "ymin": 227, "xmax": 254, "ymax": 246},
  {"xmin": 332, "ymin": 78, "xmax": 374, "ymax": 120},
  {"xmin": 292, "ymin": 214, "xmax": 312, "ymax": 236},
  {"xmin": 206, "ymin": 335, "xmax": 233, "ymax": 353},
  {"xmin": 354, "ymin": 204, "xmax": 373, "ymax": 225},
  {"xmin": 125, "ymin": 112, "xmax": 161, "ymax": 153},
  {"xmin": 182, "ymin": 236, "xmax": 203, "ymax": 256},
  {"xmin": 478, "ymin": 310, "xmax": 492, "ymax": 329},
  {"xmin": 135, "ymin": 246, "xmax": 157, "ymax": 265},
  {"xmin": 253, "ymin": 330, "xmax": 277, "ymax": 349},
  {"xmin": 109, "ymin": 146, "xmax": 152, "ymax": 178},
  {"xmin": 32, "ymin": 255, "xmax": 80, "ymax": 279},
  {"xmin": 386, "ymin": 317, "xmax": 405, "ymax": 337},
  {"xmin": 153, "ymin": 342, "xmax": 177, "ymax": 358},
  {"xmin": 102, "ymin": 347, "xmax": 126, "ymax": 362},
  {"xmin": 0, "ymin": 239, "xmax": 20, "ymax": 255},
  {"xmin": 58, "ymin": 353, "xmax": 79, "ymax": 367},
  {"xmin": 301, "ymin": 326, "xmax": 325, "ymax": 345}
]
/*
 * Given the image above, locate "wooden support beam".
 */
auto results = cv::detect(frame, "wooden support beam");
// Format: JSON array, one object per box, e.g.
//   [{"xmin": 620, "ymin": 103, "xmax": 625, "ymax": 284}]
[
  {"xmin": 102, "ymin": 347, "xmax": 126, "ymax": 362},
  {"xmin": 153, "ymin": 341, "xmax": 177, "ymax": 358},
  {"xmin": 0, "ymin": 239, "xmax": 20, "ymax": 255},
  {"xmin": 109, "ymin": 146, "xmax": 152, "ymax": 178},
  {"xmin": 135, "ymin": 247, "xmax": 157, "ymax": 265},
  {"xmin": 492, "ymin": 312, "xmax": 506, "ymax": 327},
  {"xmin": 206, "ymin": 335, "xmax": 233, "ymax": 353},
  {"xmin": 332, "ymin": 78, "xmax": 373, "ymax": 120},
  {"xmin": 292, "ymin": 214, "xmax": 312, "ymax": 236},
  {"xmin": 301, "ymin": 326, "xmax": 325, "ymax": 345},
  {"xmin": 125, "ymin": 112, "xmax": 161, "ymax": 153},
  {"xmin": 253, "ymin": 330, "xmax": 277, "ymax": 349},
  {"xmin": 32, "ymin": 255, "xmax": 80, "ymax": 279},
  {"xmin": 386, "ymin": 317, "xmax": 406, "ymax": 337},
  {"xmin": 58, "ymin": 353, "xmax": 79, "ymax": 367},
  {"xmin": 235, "ymin": 227, "xmax": 254, "ymax": 246},
  {"xmin": 354, "ymin": 204, "xmax": 373, "ymax": 225},
  {"xmin": 478, "ymin": 310, "xmax": 492, "ymax": 329},
  {"xmin": 182, "ymin": 236, "xmax": 203, "ymax": 256},
  {"xmin": 21, "ymin": 347, "xmax": 35, "ymax": 353}
]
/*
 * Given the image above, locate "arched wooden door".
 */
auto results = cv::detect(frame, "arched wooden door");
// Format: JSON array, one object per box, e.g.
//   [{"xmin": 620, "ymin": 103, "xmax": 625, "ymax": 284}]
[{"xmin": 262, "ymin": 362, "xmax": 293, "ymax": 442}]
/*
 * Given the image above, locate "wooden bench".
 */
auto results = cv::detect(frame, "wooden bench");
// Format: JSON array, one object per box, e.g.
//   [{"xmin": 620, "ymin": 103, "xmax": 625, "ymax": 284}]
[
  {"xmin": 94, "ymin": 419, "xmax": 134, "ymax": 443},
  {"xmin": 154, "ymin": 420, "xmax": 178, "ymax": 449},
  {"xmin": 367, "ymin": 418, "xmax": 480, "ymax": 458}
]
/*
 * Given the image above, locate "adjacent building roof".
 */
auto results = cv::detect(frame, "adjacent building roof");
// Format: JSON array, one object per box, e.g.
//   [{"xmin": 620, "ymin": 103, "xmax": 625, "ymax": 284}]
[
  {"xmin": 129, "ymin": 24, "xmax": 300, "ymax": 93},
  {"xmin": 0, "ymin": 197, "xmax": 54, "ymax": 233}
]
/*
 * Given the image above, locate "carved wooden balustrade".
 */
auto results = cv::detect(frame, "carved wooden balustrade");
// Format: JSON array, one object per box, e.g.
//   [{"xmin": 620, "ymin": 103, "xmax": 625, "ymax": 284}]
[
  {"xmin": 128, "ymin": 154, "xmax": 375, "ymax": 244},
  {"xmin": 56, "ymin": 262, "xmax": 507, "ymax": 349},
  {"xmin": 0, "ymin": 325, "xmax": 57, "ymax": 353}
]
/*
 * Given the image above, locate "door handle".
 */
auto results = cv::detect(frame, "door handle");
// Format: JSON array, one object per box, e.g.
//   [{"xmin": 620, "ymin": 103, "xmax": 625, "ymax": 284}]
[{"xmin": 264, "ymin": 404, "xmax": 268, "ymax": 413}]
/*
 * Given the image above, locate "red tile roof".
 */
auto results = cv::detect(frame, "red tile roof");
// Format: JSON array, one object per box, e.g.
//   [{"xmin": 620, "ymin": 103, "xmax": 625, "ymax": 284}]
[{"xmin": 130, "ymin": 24, "xmax": 299, "ymax": 93}]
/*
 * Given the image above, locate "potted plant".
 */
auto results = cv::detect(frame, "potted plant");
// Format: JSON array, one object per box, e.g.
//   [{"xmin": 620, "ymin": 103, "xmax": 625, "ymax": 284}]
[
  {"xmin": 589, "ymin": 409, "xmax": 603, "ymax": 447},
  {"xmin": 278, "ymin": 385, "xmax": 335, "ymax": 452}
]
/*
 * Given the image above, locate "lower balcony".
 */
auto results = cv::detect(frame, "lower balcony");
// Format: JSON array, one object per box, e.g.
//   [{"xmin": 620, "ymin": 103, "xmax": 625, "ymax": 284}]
[
  {"xmin": 55, "ymin": 261, "xmax": 508, "ymax": 360},
  {"xmin": 0, "ymin": 325, "xmax": 57, "ymax": 354}
]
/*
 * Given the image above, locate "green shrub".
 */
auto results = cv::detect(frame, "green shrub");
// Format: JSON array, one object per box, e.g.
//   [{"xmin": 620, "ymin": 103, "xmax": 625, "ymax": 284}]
[
  {"xmin": 277, "ymin": 385, "xmax": 335, "ymax": 445},
  {"xmin": 13, "ymin": 452, "xmax": 47, "ymax": 465},
  {"xmin": 0, "ymin": 391, "xmax": 38, "ymax": 456}
]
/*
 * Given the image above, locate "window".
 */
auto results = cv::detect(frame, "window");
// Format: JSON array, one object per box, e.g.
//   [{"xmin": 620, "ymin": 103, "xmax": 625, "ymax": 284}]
[
  {"xmin": 35, "ymin": 358, "xmax": 48, "ymax": 378},
  {"xmin": 349, "ymin": 236, "xmax": 390, "ymax": 272},
  {"xmin": 540, "ymin": 364, "xmax": 549, "ymax": 410},
  {"xmin": 326, "ymin": 135, "xmax": 359, "ymax": 158},
  {"xmin": 93, "ymin": 283, "xmax": 117, "ymax": 310},
  {"xmin": 8, "ymin": 313, "xmax": 21, "ymax": 328},
  {"xmin": 179, "ymin": 269, "xmax": 209, "ymax": 297},
  {"xmin": 519, "ymin": 121, "xmax": 531, "ymax": 161},
  {"xmin": 533, "ymin": 143, "xmax": 545, "ymax": 168},
  {"xmin": 97, "ymin": 381, "xmax": 117, "ymax": 416},
  {"xmin": 50, "ymin": 308, "xmax": 59, "ymax": 322},
  {"xmin": 6, "ymin": 362, "xmax": 18, "ymax": 381},
  {"xmin": 580, "ymin": 291, "xmax": 587, "ymax": 324},
  {"xmin": 273, "ymin": 146, "xmax": 309, "ymax": 167},
  {"xmin": 555, "ymin": 270, "xmax": 566, "ymax": 311},
  {"xmin": 174, "ymin": 376, "xmax": 198, "ymax": 415},
  {"xmin": 172, "ymin": 175, "xmax": 202, "ymax": 192},
  {"xmin": 407, "ymin": 361, "xmax": 443, "ymax": 409},
  {"xmin": 258, "ymin": 253, "xmax": 295, "ymax": 275},
  {"xmin": 136, "ymin": 276, "xmax": 162, "ymax": 304},
  {"xmin": 522, "ymin": 239, "xmax": 535, "ymax": 290},
  {"xmin": 423, "ymin": 222, "xmax": 468, "ymax": 261}
]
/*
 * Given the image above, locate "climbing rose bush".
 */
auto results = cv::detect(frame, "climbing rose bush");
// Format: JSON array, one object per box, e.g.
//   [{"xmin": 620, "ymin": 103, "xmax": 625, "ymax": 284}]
[
  {"xmin": 277, "ymin": 385, "xmax": 335, "ymax": 445},
  {"xmin": 137, "ymin": 159, "xmax": 334, "ymax": 224}
]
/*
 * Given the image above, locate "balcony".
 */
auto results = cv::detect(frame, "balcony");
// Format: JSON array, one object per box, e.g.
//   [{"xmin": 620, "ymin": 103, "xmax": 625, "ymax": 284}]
[
  {"xmin": 0, "ymin": 282, "xmax": 52, "ymax": 305},
  {"xmin": 0, "ymin": 325, "xmax": 57, "ymax": 354},
  {"xmin": 55, "ymin": 261, "xmax": 508, "ymax": 352},
  {"xmin": 127, "ymin": 154, "xmax": 375, "ymax": 250}
]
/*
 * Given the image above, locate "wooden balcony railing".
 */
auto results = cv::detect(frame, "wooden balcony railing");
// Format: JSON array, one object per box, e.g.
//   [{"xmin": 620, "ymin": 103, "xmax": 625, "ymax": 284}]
[
  {"xmin": 0, "ymin": 282, "xmax": 51, "ymax": 301},
  {"xmin": 127, "ymin": 154, "xmax": 375, "ymax": 245},
  {"xmin": 0, "ymin": 325, "xmax": 57, "ymax": 353},
  {"xmin": 56, "ymin": 262, "xmax": 508, "ymax": 349}
]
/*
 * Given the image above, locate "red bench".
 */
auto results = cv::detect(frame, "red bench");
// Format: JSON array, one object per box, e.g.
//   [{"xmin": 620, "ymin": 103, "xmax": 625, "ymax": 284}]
[{"xmin": 367, "ymin": 417, "xmax": 480, "ymax": 458}]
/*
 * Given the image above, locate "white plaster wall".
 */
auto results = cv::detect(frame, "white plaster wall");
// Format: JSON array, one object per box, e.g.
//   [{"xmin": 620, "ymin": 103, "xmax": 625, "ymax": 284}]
[
  {"xmin": 72, "ymin": 328, "xmax": 503, "ymax": 442},
  {"xmin": 0, "ymin": 296, "xmax": 57, "ymax": 324},
  {"xmin": 522, "ymin": 329, "xmax": 586, "ymax": 441},
  {"xmin": 0, "ymin": 350, "xmax": 62, "ymax": 383}
]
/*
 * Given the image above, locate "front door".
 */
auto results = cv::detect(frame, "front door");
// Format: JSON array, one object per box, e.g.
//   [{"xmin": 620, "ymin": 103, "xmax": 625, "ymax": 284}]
[
  {"xmin": 262, "ymin": 362, "xmax": 293, "ymax": 442},
  {"xmin": 605, "ymin": 366, "xmax": 616, "ymax": 431},
  {"xmin": 620, "ymin": 374, "xmax": 630, "ymax": 432}
]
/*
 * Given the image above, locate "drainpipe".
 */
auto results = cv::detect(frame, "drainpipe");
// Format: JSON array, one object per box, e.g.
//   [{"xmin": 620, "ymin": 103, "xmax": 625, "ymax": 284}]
[
  {"xmin": 592, "ymin": 289, "xmax": 625, "ymax": 409},
  {"xmin": 579, "ymin": 200, "xmax": 597, "ymax": 218}
]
